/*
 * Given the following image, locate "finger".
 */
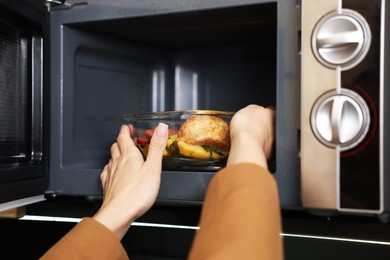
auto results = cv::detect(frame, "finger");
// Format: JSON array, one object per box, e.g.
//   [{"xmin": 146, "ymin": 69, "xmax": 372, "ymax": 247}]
[
  {"xmin": 100, "ymin": 164, "xmax": 108, "ymax": 184},
  {"xmin": 107, "ymin": 157, "xmax": 113, "ymax": 172},
  {"xmin": 108, "ymin": 142, "xmax": 120, "ymax": 176},
  {"xmin": 145, "ymin": 123, "xmax": 168, "ymax": 169},
  {"xmin": 128, "ymin": 124, "xmax": 134, "ymax": 137},
  {"xmin": 127, "ymin": 124, "xmax": 139, "ymax": 145},
  {"xmin": 100, "ymin": 164, "xmax": 109, "ymax": 195},
  {"xmin": 116, "ymin": 124, "xmax": 136, "ymax": 153},
  {"xmin": 110, "ymin": 142, "xmax": 120, "ymax": 161}
]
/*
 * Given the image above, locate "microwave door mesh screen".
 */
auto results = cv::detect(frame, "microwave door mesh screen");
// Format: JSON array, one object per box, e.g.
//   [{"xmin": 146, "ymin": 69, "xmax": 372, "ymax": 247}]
[{"xmin": 0, "ymin": 34, "xmax": 28, "ymax": 161}]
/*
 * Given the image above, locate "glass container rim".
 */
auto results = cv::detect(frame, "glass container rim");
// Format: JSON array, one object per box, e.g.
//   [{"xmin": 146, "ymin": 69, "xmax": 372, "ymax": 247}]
[{"xmin": 123, "ymin": 110, "xmax": 235, "ymax": 121}]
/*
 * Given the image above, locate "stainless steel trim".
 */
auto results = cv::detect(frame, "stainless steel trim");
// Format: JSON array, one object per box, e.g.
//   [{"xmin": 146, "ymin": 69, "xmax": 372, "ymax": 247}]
[
  {"xmin": 379, "ymin": 0, "xmax": 385, "ymax": 215},
  {"xmin": 301, "ymin": 0, "xmax": 340, "ymax": 210},
  {"xmin": 0, "ymin": 195, "xmax": 45, "ymax": 212}
]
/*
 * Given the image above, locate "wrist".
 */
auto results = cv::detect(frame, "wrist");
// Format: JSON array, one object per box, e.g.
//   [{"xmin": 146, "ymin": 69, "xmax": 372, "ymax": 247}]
[
  {"xmin": 93, "ymin": 204, "xmax": 133, "ymax": 240},
  {"xmin": 227, "ymin": 133, "xmax": 268, "ymax": 170}
]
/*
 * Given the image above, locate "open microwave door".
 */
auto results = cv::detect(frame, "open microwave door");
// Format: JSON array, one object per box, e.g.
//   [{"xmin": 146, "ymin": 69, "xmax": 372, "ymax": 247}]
[{"xmin": 0, "ymin": 0, "xmax": 49, "ymax": 211}]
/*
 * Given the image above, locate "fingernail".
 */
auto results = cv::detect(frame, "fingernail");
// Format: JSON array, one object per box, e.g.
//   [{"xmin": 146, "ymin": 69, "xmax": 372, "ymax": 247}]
[{"xmin": 156, "ymin": 123, "xmax": 168, "ymax": 138}]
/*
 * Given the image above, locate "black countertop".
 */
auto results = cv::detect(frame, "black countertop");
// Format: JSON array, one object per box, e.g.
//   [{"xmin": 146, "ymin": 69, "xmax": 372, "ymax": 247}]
[{"xmin": 1, "ymin": 196, "xmax": 390, "ymax": 259}]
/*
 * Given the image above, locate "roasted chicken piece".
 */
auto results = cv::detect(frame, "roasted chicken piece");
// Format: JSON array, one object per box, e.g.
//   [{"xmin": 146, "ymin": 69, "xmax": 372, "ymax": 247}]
[{"xmin": 176, "ymin": 115, "xmax": 230, "ymax": 159}]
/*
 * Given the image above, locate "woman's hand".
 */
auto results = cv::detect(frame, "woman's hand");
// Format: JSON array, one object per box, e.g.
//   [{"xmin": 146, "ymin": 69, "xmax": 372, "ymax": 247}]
[
  {"xmin": 93, "ymin": 123, "xmax": 168, "ymax": 240},
  {"xmin": 227, "ymin": 104, "xmax": 275, "ymax": 169}
]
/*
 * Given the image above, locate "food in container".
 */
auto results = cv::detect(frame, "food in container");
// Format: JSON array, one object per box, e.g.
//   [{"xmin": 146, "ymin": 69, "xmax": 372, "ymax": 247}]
[{"xmin": 123, "ymin": 110, "xmax": 234, "ymax": 170}]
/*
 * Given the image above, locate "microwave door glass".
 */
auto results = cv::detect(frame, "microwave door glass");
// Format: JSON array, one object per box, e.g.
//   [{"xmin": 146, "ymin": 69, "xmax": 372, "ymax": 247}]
[{"xmin": 0, "ymin": 16, "xmax": 42, "ymax": 166}]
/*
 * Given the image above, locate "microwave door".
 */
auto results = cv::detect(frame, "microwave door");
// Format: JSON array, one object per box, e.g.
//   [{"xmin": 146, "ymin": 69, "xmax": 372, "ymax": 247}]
[{"xmin": 0, "ymin": 0, "xmax": 49, "ymax": 211}]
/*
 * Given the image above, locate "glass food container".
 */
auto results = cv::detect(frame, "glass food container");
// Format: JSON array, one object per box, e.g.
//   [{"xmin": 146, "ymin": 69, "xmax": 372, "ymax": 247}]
[{"xmin": 123, "ymin": 110, "xmax": 235, "ymax": 171}]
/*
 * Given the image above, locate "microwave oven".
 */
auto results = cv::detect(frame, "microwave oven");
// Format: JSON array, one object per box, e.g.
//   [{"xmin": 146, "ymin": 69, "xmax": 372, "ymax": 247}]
[{"xmin": 0, "ymin": 0, "xmax": 388, "ymax": 221}]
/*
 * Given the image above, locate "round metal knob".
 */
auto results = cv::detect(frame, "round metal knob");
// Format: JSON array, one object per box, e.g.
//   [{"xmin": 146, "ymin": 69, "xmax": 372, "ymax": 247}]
[
  {"xmin": 312, "ymin": 9, "xmax": 371, "ymax": 70},
  {"xmin": 311, "ymin": 89, "xmax": 370, "ymax": 151}
]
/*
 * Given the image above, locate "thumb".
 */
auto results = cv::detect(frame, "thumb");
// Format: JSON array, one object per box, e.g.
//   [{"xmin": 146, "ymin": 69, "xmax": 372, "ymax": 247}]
[{"xmin": 145, "ymin": 123, "xmax": 168, "ymax": 165}]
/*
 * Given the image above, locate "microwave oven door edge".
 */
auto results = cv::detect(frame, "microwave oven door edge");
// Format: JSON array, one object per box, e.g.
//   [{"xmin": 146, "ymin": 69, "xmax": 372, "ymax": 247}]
[{"xmin": 0, "ymin": 0, "xmax": 49, "ymax": 211}]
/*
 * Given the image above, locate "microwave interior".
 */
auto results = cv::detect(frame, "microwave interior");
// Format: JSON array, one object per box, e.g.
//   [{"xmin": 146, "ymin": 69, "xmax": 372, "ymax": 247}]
[
  {"xmin": 48, "ymin": 2, "xmax": 300, "ymax": 206},
  {"xmin": 60, "ymin": 3, "xmax": 276, "ymax": 166}
]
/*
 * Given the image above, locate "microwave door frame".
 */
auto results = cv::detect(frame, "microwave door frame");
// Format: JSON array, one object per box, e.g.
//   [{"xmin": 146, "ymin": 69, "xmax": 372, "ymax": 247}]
[{"xmin": 0, "ymin": 0, "xmax": 50, "ymax": 211}]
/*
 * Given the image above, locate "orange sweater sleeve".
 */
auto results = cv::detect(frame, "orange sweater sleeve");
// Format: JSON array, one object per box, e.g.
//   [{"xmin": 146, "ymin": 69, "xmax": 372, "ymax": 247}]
[
  {"xmin": 188, "ymin": 163, "xmax": 283, "ymax": 260},
  {"xmin": 40, "ymin": 217, "xmax": 129, "ymax": 260}
]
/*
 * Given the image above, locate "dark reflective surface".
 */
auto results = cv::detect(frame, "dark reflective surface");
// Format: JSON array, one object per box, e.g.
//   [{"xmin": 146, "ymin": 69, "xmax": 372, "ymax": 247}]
[{"xmin": 2, "ymin": 197, "xmax": 390, "ymax": 259}]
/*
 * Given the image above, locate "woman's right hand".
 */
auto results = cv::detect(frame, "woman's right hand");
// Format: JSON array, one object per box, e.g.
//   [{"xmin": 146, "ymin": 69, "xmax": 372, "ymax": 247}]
[{"xmin": 227, "ymin": 104, "xmax": 275, "ymax": 169}]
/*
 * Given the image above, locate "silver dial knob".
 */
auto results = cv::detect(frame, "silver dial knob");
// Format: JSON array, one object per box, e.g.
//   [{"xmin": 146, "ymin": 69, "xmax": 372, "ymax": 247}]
[
  {"xmin": 312, "ymin": 9, "xmax": 371, "ymax": 70},
  {"xmin": 311, "ymin": 89, "xmax": 370, "ymax": 151}
]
